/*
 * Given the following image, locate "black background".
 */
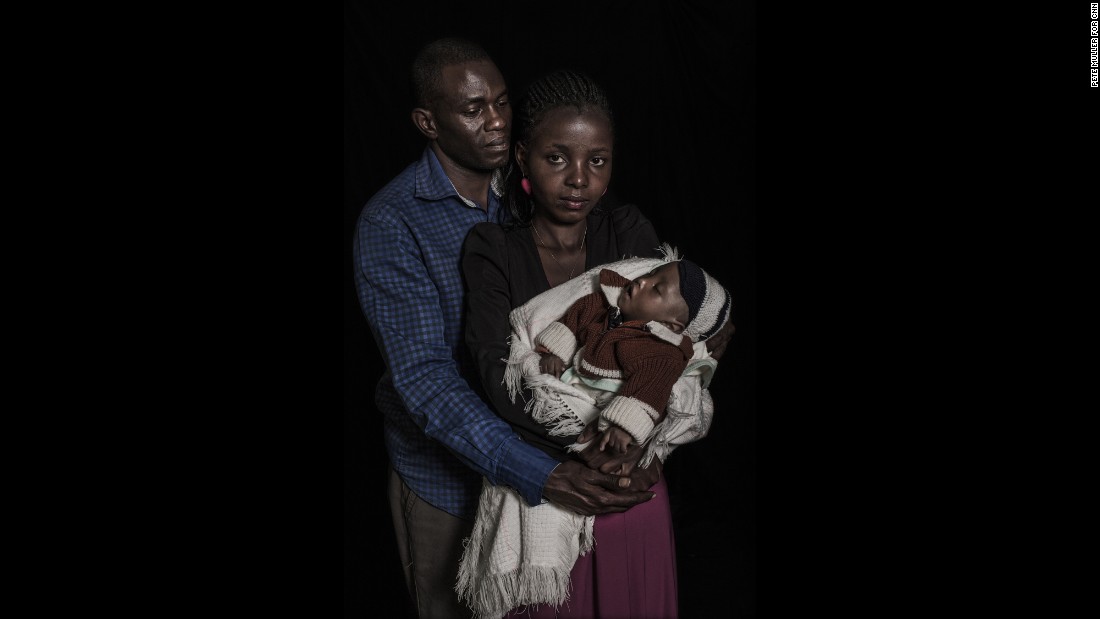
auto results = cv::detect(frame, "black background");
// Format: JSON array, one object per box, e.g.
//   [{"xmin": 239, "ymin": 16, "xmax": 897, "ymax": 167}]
[
  {"xmin": 48, "ymin": 2, "xmax": 1092, "ymax": 616},
  {"xmin": 345, "ymin": 1, "xmax": 755, "ymax": 617}
]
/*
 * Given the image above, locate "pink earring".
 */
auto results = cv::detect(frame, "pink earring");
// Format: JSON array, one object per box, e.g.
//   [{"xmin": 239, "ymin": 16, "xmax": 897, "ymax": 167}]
[{"xmin": 521, "ymin": 177, "xmax": 532, "ymax": 195}]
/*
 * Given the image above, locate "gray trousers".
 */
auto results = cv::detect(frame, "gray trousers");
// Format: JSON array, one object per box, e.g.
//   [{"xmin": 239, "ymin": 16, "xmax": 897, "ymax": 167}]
[{"xmin": 388, "ymin": 467, "xmax": 476, "ymax": 619}]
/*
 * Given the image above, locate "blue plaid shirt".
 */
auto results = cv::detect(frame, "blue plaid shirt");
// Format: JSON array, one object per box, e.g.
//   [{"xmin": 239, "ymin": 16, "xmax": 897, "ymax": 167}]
[{"xmin": 353, "ymin": 146, "xmax": 559, "ymax": 519}]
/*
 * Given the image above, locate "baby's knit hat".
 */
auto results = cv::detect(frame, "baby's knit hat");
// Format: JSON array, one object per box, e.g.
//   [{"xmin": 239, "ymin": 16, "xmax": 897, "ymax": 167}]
[{"xmin": 677, "ymin": 259, "xmax": 732, "ymax": 343}]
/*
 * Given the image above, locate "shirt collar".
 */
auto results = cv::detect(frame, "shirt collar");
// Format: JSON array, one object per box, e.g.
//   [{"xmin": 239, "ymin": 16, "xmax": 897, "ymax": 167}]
[{"xmin": 415, "ymin": 146, "xmax": 504, "ymax": 208}]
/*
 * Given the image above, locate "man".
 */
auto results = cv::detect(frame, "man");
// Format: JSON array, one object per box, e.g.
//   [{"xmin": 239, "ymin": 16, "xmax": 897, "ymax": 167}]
[{"xmin": 352, "ymin": 38, "xmax": 659, "ymax": 618}]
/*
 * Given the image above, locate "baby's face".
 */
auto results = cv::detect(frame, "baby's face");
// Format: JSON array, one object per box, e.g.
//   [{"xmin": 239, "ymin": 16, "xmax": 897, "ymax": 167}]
[{"xmin": 617, "ymin": 263, "xmax": 690, "ymax": 331}]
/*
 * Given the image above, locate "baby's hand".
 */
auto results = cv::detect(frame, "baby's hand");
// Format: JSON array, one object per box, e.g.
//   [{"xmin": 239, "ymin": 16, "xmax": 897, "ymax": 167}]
[
  {"xmin": 599, "ymin": 426, "xmax": 634, "ymax": 454},
  {"xmin": 539, "ymin": 351, "xmax": 565, "ymax": 377}
]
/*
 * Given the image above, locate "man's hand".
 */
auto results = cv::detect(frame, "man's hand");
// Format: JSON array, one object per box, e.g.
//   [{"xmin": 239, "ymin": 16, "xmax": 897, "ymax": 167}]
[
  {"xmin": 543, "ymin": 460, "xmax": 655, "ymax": 516},
  {"xmin": 705, "ymin": 319, "xmax": 735, "ymax": 361}
]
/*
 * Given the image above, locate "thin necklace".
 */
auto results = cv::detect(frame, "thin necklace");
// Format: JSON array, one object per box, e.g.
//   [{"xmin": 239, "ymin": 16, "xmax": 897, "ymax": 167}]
[{"xmin": 532, "ymin": 223, "xmax": 588, "ymax": 281}]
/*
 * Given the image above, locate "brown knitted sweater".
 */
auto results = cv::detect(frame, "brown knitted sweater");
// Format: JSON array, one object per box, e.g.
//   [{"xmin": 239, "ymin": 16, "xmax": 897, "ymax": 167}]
[{"xmin": 535, "ymin": 269, "xmax": 696, "ymax": 444}]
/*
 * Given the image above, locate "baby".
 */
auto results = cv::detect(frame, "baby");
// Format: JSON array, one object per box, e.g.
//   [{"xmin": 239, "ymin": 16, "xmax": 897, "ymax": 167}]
[{"xmin": 536, "ymin": 257, "xmax": 732, "ymax": 453}]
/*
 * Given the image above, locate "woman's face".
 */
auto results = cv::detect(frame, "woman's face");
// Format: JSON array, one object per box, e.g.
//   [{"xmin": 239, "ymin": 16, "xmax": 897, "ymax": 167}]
[{"xmin": 517, "ymin": 106, "xmax": 613, "ymax": 225}]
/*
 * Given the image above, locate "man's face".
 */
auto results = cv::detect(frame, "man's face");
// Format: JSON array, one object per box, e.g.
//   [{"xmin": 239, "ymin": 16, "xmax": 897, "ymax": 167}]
[{"xmin": 429, "ymin": 59, "xmax": 511, "ymax": 171}]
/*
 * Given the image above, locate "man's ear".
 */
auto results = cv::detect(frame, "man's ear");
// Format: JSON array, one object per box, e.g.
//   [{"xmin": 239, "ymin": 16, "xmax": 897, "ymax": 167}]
[
  {"xmin": 411, "ymin": 108, "xmax": 437, "ymax": 139},
  {"xmin": 663, "ymin": 319, "xmax": 685, "ymax": 334}
]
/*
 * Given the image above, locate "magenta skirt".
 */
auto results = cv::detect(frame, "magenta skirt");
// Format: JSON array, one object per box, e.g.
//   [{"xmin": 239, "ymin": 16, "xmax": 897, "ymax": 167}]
[{"xmin": 504, "ymin": 477, "xmax": 678, "ymax": 619}]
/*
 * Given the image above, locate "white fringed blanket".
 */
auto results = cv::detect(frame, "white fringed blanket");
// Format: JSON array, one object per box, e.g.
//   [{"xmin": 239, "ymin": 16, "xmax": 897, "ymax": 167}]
[{"xmin": 456, "ymin": 251, "xmax": 718, "ymax": 618}]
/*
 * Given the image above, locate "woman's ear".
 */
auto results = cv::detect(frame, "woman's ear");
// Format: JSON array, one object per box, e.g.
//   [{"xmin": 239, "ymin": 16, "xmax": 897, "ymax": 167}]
[{"xmin": 515, "ymin": 141, "xmax": 529, "ymax": 176}]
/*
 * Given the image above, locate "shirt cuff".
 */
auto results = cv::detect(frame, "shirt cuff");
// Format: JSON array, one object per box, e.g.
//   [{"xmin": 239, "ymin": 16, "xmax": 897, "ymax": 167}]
[{"xmin": 494, "ymin": 436, "xmax": 559, "ymax": 507}]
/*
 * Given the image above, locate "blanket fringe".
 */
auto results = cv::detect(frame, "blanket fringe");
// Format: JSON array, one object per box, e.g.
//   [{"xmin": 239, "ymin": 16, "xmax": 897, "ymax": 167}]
[
  {"xmin": 656, "ymin": 242, "xmax": 681, "ymax": 262},
  {"xmin": 457, "ymin": 482, "xmax": 595, "ymax": 619},
  {"xmin": 459, "ymin": 565, "xmax": 574, "ymax": 619},
  {"xmin": 503, "ymin": 335, "xmax": 534, "ymax": 404},
  {"xmin": 524, "ymin": 375, "xmax": 589, "ymax": 437}
]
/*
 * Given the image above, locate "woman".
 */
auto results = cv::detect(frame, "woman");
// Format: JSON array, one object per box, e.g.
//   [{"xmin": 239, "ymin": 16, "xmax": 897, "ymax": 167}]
[
  {"xmin": 464, "ymin": 69, "xmax": 665, "ymax": 475},
  {"xmin": 462, "ymin": 69, "xmax": 732, "ymax": 618}
]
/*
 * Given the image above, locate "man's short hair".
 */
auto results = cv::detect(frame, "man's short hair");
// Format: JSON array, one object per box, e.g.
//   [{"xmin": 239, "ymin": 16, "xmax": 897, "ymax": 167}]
[{"xmin": 411, "ymin": 37, "xmax": 493, "ymax": 108}]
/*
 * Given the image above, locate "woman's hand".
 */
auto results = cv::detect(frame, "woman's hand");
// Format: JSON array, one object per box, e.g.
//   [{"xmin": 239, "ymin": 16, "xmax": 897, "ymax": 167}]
[
  {"xmin": 705, "ymin": 319, "xmax": 735, "ymax": 360},
  {"xmin": 573, "ymin": 422, "xmax": 663, "ymax": 494},
  {"xmin": 575, "ymin": 422, "xmax": 643, "ymax": 475},
  {"xmin": 543, "ymin": 460, "xmax": 655, "ymax": 516},
  {"xmin": 627, "ymin": 456, "xmax": 662, "ymax": 493}
]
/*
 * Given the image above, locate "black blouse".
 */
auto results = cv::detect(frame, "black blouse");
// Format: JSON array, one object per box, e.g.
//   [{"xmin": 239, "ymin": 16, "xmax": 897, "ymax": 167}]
[{"xmin": 462, "ymin": 204, "xmax": 662, "ymax": 460}]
